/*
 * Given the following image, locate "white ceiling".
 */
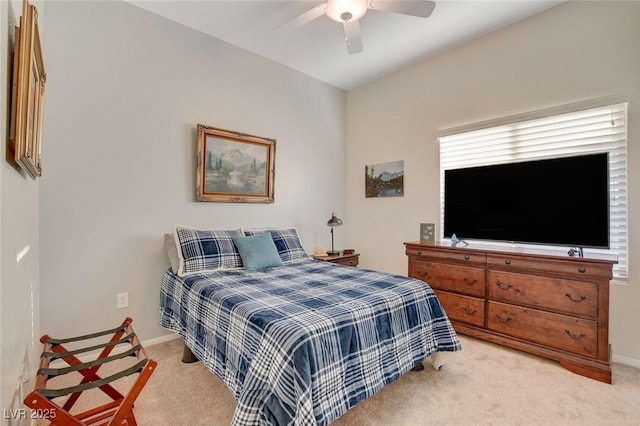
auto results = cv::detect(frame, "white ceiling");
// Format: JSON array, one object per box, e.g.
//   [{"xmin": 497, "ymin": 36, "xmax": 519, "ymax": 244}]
[{"xmin": 127, "ymin": 1, "xmax": 563, "ymax": 90}]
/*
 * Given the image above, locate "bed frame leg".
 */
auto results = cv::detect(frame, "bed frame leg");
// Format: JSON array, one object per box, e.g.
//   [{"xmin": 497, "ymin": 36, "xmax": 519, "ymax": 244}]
[
  {"xmin": 182, "ymin": 344, "xmax": 199, "ymax": 363},
  {"xmin": 410, "ymin": 362, "xmax": 424, "ymax": 371},
  {"xmin": 429, "ymin": 352, "xmax": 449, "ymax": 371}
]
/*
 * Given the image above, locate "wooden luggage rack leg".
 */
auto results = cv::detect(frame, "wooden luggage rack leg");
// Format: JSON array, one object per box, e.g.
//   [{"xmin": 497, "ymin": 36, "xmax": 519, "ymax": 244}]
[{"xmin": 24, "ymin": 317, "xmax": 157, "ymax": 425}]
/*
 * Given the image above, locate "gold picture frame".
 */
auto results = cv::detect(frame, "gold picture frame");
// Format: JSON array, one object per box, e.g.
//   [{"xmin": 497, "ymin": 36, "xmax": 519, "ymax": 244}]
[
  {"xmin": 196, "ymin": 124, "xmax": 276, "ymax": 203},
  {"xmin": 10, "ymin": 0, "xmax": 46, "ymax": 179}
]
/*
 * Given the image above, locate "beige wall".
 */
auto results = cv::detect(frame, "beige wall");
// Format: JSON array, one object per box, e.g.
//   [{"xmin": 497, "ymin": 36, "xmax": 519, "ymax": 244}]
[
  {"xmin": 346, "ymin": 1, "xmax": 640, "ymax": 364},
  {"xmin": 38, "ymin": 0, "xmax": 346, "ymax": 346},
  {"xmin": 1, "ymin": 0, "xmax": 44, "ymax": 411}
]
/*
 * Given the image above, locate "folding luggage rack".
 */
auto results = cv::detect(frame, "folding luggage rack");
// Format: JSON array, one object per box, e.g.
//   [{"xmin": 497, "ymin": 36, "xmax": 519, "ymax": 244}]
[{"xmin": 24, "ymin": 317, "xmax": 157, "ymax": 425}]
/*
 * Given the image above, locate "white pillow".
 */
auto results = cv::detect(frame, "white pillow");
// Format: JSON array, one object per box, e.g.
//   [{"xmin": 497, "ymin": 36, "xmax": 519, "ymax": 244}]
[{"xmin": 164, "ymin": 233, "xmax": 180, "ymax": 274}]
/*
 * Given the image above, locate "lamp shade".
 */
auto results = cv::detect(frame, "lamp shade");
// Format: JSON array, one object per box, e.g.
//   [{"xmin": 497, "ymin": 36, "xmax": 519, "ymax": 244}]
[{"xmin": 327, "ymin": 213, "xmax": 343, "ymax": 227}]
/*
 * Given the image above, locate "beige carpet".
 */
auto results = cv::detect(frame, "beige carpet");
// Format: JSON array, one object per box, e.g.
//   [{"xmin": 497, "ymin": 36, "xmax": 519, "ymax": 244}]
[{"xmin": 41, "ymin": 335, "xmax": 640, "ymax": 425}]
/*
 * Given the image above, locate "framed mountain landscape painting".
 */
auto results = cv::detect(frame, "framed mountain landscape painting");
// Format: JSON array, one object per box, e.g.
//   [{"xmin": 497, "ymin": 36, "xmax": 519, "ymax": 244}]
[
  {"xmin": 365, "ymin": 160, "xmax": 404, "ymax": 198},
  {"xmin": 196, "ymin": 124, "xmax": 276, "ymax": 203}
]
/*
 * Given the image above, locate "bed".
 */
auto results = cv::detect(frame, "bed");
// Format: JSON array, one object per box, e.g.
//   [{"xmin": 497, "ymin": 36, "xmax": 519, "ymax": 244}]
[{"xmin": 160, "ymin": 226, "xmax": 461, "ymax": 425}]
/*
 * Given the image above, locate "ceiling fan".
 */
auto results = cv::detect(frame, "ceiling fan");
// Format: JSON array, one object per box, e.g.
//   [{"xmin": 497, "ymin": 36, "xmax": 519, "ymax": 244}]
[{"xmin": 282, "ymin": 0, "xmax": 436, "ymax": 55}]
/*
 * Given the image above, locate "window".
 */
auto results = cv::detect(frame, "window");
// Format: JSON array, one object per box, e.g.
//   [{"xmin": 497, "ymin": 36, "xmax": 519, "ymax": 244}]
[{"xmin": 439, "ymin": 102, "xmax": 628, "ymax": 280}]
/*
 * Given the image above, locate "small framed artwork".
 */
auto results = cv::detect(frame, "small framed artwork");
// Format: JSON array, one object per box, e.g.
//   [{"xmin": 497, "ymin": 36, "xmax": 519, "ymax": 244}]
[
  {"xmin": 10, "ymin": 0, "xmax": 46, "ymax": 179},
  {"xmin": 196, "ymin": 124, "xmax": 276, "ymax": 203},
  {"xmin": 420, "ymin": 223, "xmax": 435, "ymax": 243},
  {"xmin": 365, "ymin": 160, "xmax": 404, "ymax": 198}
]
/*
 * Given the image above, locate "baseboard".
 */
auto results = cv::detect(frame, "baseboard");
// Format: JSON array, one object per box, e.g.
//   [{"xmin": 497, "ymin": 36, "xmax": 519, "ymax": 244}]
[
  {"xmin": 612, "ymin": 353, "xmax": 640, "ymax": 369},
  {"xmin": 142, "ymin": 331, "xmax": 181, "ymax": 347}
]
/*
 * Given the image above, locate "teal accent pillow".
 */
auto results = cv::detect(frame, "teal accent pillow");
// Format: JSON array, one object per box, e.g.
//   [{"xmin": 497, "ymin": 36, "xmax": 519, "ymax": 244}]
[
  {"xmin": 233, "ymin": 233, "xmax": 284, "ymax": 271},
  {"xmin": 244, "ymin": 228, "xmax": 308, "ymax": 261}
]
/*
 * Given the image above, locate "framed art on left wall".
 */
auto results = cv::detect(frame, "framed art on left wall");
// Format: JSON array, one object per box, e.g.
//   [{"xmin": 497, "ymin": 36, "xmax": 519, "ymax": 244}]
[
  {"xmin": 196, "ymin": 124, "xmax": 276, "ymax": 203},
  {"xmin": 10, "ymin": 0, "xmax": 46, "ymax": 179}
]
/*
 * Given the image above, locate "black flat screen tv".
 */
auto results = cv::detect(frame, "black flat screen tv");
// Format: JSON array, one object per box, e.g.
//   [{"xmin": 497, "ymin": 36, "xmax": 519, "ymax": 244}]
[{"xmin": 443, "ymin": 153, "xmax": 609, "ymax": 248}]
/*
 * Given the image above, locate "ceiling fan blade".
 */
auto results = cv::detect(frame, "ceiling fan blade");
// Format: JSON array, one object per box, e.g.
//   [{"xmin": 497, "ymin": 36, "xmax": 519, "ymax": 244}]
[
  {"xmin": 343, "ymin": 20, "xmax": 363, "ymax": 55},
  {"xmin": 278, "ymin": 3, "xmax": 327, "ymax": 30},
  {"xmin": 368, "ymin": 1, "xmax": 436, "ymax": 18}
]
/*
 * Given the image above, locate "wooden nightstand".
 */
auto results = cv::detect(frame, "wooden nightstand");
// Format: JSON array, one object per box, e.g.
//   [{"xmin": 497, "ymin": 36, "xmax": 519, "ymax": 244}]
[{"xmin": 313, "ymin": 253, "xmax": 360, "ymax": 267}]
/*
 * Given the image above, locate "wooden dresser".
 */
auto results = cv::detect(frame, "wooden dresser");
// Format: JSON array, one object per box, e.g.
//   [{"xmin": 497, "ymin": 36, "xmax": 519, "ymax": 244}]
[{"xmin": 404, "ymin": 241, "xmax": 616, "ymax": 383}]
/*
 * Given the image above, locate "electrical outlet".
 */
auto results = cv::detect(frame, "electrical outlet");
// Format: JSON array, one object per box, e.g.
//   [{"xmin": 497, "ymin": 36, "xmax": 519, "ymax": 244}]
[{"xmin": 116, "ymin": 292, "xmax": 129, "ymax": 309}]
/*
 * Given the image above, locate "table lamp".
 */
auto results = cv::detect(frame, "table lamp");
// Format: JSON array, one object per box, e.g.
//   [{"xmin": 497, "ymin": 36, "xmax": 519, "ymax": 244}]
[{"xmin": 326, "ymin": 212, "xmax": 343, "ymax": 255}]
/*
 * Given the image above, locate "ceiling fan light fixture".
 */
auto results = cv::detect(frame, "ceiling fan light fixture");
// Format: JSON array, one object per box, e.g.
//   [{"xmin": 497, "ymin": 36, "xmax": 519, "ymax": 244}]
[{"xmin": 326, "ymin": 0, "xmax": 368, "ymax": 23}]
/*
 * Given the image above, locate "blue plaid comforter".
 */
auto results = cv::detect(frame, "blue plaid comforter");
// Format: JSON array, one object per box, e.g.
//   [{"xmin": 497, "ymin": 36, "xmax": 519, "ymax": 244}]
[{"xmin": 160, "ymin": 258, "xmax": 460, "ymax": 425}]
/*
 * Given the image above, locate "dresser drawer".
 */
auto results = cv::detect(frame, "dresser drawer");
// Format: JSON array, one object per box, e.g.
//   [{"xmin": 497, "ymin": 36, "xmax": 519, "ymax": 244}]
[
  {"xmin": 407, "ymin": 245, "xmax": 486, "ymax": 265},
  {"xmin": 487, "ymin": 270, "xmax": 598, "ymax": 317},
  {"xmin": 487, "ymin": 253, "xmax": 613, "ymax": 280},
  {"xmin": 487, "ymin": 301, "xmax": 598, "ymax": 357},
  {"xmin": 331, "ymin": 256, "xmax": 359, "ymax": 267},
  {"xmin": 434, "ymin": 290, "xmax": 485, "ymax": 327},
  {"xmin": 410, "ymin": 260, "xmax": 485, "ymax": 297}
]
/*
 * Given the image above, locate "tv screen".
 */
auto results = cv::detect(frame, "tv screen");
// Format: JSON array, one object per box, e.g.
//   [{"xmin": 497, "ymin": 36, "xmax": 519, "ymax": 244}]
[{"xmin": 443, "ymin": 153, "xmax": 609, "ymax": 248}]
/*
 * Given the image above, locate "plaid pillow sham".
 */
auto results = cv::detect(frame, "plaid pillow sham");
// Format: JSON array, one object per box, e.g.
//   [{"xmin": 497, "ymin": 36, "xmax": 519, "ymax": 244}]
[{"xmin": 174, "ymin": 226, "xmax": 243, "ymax": 276}]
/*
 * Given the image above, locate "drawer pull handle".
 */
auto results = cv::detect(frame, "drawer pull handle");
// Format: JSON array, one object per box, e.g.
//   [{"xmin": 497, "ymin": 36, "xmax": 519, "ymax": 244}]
[
  {"xmin": 495, "ymin": 280, "xmax": 512, "ymax": 290},
  {"xmin": 417, "ymin": 250, "xmax": 422, "ymax": 255},
  {"xmin": 495, "ymin": 314, "xmax": 512, "ymax": 323},
  {"xmin": 578, "ymin": 266, "xmax": 587, "ymax": 273},
  {"xmin": 463, "ymin": 307, "xmax": 477, "ymax": 315},
  {"xmin": 463, "ymin": 277, "xmax": 478, "ymax": 285},
  {"xmin": 464, "ymin": 255, "xmax": 470, "ymax": 260},
  {"xmin": 565, "ymin": 293, "xmax": 586, "ymax": 303},
  {"xmin": 504, "ymin": 259, "xmax": 511, "ymax": 265},
  {"xmin": 564, "ymin": 329, "xmax": 586, "ymax": 340}
]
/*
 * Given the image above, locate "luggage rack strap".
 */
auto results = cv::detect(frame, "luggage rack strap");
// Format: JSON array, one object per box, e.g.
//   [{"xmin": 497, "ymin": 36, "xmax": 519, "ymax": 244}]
[
  {"xmin": 37, "ymin": 358, "xmax": 149, "ymax": 399},
  {"xmin": 43, "ymin": 321, "xmax": 131, "ymax": 345},
  {"xmin": 38, "ymin": 344, "xmax": 142, "ymax": 378},
  {"xmin": 41, "ymin": 332, "xmax": 135, "ymax": 360}
]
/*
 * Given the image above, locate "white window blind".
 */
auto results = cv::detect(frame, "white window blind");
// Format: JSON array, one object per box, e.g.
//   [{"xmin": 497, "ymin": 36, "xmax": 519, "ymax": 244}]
[{"xmin": 439, "ymin": 102, "xmax": 628, "ymax": 280}]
